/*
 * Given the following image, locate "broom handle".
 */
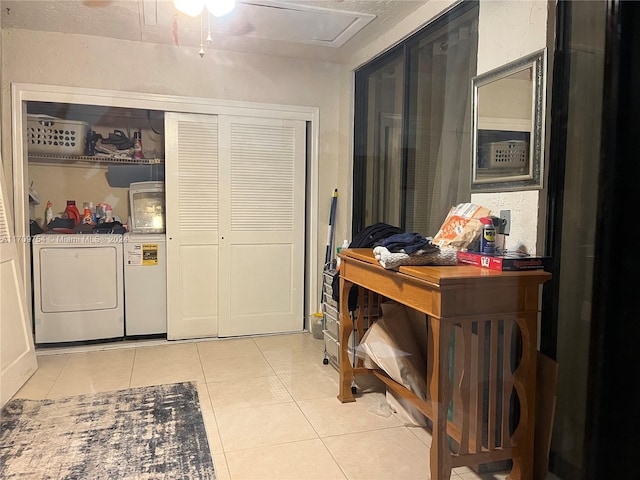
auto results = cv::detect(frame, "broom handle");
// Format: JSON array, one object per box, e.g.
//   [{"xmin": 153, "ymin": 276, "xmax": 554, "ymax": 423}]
[{"xmin": 324, "ymin": 189, "xmax": 338, "ymax": 268}]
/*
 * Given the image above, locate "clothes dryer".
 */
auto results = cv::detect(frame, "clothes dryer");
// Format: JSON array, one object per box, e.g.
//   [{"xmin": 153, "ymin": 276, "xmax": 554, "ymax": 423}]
[{"xmin": 32, "ymin": 233, "xmax": 125, "ymax": 344}]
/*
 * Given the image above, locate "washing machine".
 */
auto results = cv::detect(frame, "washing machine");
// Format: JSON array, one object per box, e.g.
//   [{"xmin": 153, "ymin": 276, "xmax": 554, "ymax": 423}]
[
  {"xmin": 123, "ymin": 233, "xmax": 167, "ymax": 336},
  {"xmin": 32, "ymin": 233, "xmax": 125, "ymax": 344}
]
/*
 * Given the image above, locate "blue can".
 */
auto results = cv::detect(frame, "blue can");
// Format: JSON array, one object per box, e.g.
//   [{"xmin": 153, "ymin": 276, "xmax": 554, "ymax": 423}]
[{"xmin": 481, "ymin": 221, "xmax": 496, "ymax": 255}]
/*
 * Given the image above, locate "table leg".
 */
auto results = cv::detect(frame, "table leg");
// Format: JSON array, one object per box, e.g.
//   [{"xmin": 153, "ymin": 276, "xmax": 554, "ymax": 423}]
[
  {"xmin": 428, "ymin": 316, "xmax": 454, "ymax": 480},
  {"xmin": 508, "ymin": 312, "xmax": 538, "ymax": 480},
  {"xmin": 338, "ymin": 277, "xmax": 355, "ymax": 403}
]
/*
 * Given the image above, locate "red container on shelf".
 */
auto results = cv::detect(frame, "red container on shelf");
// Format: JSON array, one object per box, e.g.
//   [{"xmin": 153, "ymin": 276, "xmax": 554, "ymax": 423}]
[{"xmin": 64, "ymin": 200, "xmax": 81, "ymax": 225}]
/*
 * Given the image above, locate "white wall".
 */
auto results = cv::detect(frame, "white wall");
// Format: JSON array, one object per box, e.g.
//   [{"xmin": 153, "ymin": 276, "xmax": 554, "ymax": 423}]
[
  {"xmin": 472, "ymin": 0, "xmax": 549, "ymax": 254},
  {"xmin": 1, "ymin": 28, "xmax": 344, "ymax": 293}
]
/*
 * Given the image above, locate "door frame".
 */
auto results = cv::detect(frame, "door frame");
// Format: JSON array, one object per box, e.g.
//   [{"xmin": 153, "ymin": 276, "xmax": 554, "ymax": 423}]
[
  {"xmin": 0, "ymin": 159, "xmax": 37, "ymax": 407},
  {"xmin": 10, "ymin": 83, "xmax": 320, "ymax": 332}
]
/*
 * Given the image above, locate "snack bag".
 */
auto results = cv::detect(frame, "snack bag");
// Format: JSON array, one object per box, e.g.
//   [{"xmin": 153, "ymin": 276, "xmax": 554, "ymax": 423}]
[{"xmin": 432, "ymin": 203, "xmax": 492, "ymax": 249}]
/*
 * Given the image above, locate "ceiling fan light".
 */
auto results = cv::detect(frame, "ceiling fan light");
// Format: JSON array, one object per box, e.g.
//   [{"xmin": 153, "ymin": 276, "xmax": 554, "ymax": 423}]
[
  {"xmin": 174, "ymin": 0, "xmax": 205, "ymax": 17},
  {"xmin": 205, "ymin": 0, "xmax": 236, "ymax": 18}
]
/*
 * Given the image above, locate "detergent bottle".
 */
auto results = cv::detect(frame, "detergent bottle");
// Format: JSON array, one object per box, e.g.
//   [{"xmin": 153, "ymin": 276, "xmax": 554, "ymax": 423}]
[
  {"xmin": 64, "ymin": 200, "xmax": 81, "ymax": 225},
  {"xmin": 83, "ymin": 207, "xmax": 93, "ymax": 225},
  {"xmin": 82, "ymin": 202, "xmax": 96, "ymax": 224}
]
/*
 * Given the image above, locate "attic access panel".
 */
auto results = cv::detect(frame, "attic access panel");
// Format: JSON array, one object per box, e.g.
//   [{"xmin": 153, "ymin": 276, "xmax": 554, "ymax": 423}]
[{"xmin": 145, "ymin": 0, "xmax": 375, "ymax": 47}]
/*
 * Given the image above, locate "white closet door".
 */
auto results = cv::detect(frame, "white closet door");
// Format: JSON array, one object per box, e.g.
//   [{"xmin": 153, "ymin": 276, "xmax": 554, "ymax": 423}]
[
  {"xmin": 1, "ymin": 167, "xmax": 37, "ymax": 407},
  {"xmin": 218, "ymin": 116, "xmax": 306, "ymax": 337},
  {"xmin": 165, "ymin": 113, "xmax": 219, "ymax": 340}
]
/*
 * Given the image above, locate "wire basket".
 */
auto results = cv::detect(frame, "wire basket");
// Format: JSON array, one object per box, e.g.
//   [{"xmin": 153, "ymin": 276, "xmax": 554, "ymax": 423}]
[
  {"xmin": 27, "ymin": 114, "xmax": 89, "ymax": 156},
  {"xmin": 479, "ymin": 141, "xmax": 528, "ymax": 169}
]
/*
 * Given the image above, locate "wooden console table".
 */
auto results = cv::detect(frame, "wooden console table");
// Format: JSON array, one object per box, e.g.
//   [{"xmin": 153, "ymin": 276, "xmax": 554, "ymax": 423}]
[{"xmin": 337, "ymin": 249, "xmax": 551, "ymax": 480}]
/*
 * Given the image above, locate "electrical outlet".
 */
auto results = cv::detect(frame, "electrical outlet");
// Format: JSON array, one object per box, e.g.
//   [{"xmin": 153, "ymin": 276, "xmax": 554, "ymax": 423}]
[{"xmin": 499, "ymin": 210, "xmax": 511, "ymax": 235}]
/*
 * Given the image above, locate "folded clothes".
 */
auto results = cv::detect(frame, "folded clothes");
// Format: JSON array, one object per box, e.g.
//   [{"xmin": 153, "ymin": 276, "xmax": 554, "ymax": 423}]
[
  {"xmin": 373, "ymin": 245, "xmax": 458, "ymax": 269},
  {"xmin": 94, "ymin": 140, "xmax": 135, "ymax": 158},
  {"xmin": 94, "ymin": 141, "xmax": 118, "ymax": 155},
  {"xmin": 377, "ymin": 232, "xmax": 435, "ymax": 254}
]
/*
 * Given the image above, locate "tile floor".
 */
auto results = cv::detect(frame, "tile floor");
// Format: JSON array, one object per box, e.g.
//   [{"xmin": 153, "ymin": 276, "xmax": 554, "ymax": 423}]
[{"xmin": 14, "ymin": 332, "xmax": 560, "ymax": 480}]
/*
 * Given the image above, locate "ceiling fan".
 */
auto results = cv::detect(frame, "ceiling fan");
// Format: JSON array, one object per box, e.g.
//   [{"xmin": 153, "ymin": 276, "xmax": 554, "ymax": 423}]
[
  {"xmin": 173, "ymin": 0, "xmax": 236, "ymax": 18},
  {"xmin": 171, "ymin": 0, "xmax": 256, "ymax": 55},
  {"xmin": 77, "ymin": 0, "xmax": 355, "ymax": 57}
]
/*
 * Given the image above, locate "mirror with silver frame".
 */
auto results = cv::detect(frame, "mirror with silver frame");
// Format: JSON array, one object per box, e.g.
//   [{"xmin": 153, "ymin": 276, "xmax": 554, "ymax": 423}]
[{"xmin": 471, "ymin": 49, "xmax": 547, "ymax": 192}]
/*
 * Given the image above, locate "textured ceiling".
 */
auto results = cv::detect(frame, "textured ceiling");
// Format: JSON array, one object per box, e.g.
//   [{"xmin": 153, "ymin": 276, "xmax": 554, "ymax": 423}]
[{"xmin": 1, "ymin": 0, "xmax": 428, "ymax": 61}]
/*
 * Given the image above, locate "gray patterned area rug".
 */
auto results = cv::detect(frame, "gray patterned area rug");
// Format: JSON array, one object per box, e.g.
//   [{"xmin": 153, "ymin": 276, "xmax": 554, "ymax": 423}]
[{"xmin": 0, "ymin": 382, "xmax": 216, "ymax": 479}]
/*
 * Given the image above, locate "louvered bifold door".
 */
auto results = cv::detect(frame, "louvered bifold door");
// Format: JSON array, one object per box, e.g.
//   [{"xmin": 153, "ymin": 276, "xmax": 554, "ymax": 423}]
[
  {"xmin": 218, "ymin": 116, "xmax": 306, "ymax": 337},
  {"xmin": 165, "ymin": 113, "xmax": 220, "ymax": 339}
]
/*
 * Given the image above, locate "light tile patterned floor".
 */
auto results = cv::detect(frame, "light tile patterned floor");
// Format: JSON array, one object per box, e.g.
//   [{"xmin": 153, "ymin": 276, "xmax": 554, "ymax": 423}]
[{"xmin": 14, "ymin": 332, "xmax": 561, "ymax": 480}]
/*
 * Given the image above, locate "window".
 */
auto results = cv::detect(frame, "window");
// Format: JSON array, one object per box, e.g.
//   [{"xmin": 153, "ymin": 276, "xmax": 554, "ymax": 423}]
[{"xmin": 352, "ymin": 1, "xmax": 479, "ymax": 237}]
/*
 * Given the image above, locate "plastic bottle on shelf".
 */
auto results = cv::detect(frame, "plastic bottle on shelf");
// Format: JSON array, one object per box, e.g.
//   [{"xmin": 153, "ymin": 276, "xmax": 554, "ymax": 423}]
[
  {"xmin": 83, "ymin": 207, "xmax": 94, "ymax": 225},
  {"xmin": 82, "ymin": 202, "xmax": 96, "ymax": 224},
  {"xmin": 88, "ymin": 201, "xmax": 96, "ymax": 224},
  {"xmin": 95, "ymin": 203, "xmax": 105, "ymax": 224},
  {"xmin": 64, "ymin": 200, "xmax": 81, "ymax": 225},
  {"xmin": 105, "ymin": 206, "xmax": 113, "ymax": 223},
  {"xmin": 133, "ymin": 130, "xmax": 143, "ymax": 159},
  {"xmin": 44, "ymin": 201, "xmax": 53, "ymax": 226}
]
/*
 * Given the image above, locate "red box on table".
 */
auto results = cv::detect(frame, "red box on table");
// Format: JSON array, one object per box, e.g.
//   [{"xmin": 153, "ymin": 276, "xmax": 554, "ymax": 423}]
[{"xmin": 456, "ymin": 251, "xmax": 551, "ymax": 271}]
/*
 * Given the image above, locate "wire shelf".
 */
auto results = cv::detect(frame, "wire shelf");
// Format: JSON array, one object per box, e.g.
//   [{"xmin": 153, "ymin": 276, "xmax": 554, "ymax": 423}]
[{"xmin": 28, "ymin": 154, "xmax": 163, "ymax": 165}]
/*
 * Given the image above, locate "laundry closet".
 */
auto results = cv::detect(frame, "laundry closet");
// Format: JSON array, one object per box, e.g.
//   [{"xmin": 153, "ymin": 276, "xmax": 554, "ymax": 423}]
[
  {"xmin": 26, "ymin": 102, "xmax": 167, "ymax": 346},
  {"xmin": 20, "ymin": 92, "xmax": 309, "ymax": 347}
]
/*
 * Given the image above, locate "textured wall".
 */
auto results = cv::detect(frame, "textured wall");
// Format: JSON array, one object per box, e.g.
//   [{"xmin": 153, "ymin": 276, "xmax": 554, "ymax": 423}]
[
  {"xmin": 1, "ymin": 28, "xmax": 344, "ymax": 283},
  {"xmin": 472, "ymin": 0, "xmax": 549, "ymax": 255}
]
